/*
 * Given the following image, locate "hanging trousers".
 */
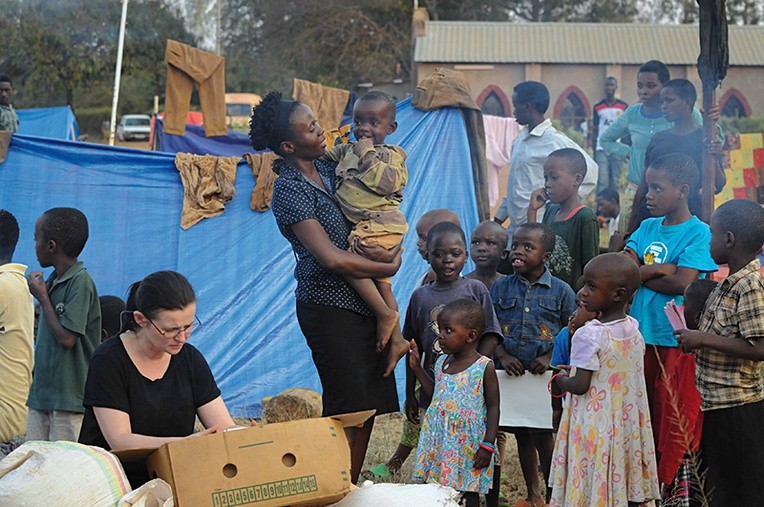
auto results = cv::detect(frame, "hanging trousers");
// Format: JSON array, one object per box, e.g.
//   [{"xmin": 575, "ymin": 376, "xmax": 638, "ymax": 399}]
[{"xmin": 164, "ymin": 39, "xmax": 227, "ymax": 137}]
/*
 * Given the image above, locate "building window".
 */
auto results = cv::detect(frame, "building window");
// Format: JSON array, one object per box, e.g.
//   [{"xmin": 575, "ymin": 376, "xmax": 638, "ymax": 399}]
[
  {"xmin": 477, "ymin": 85, "xmax": 511, "ymax": 118},
  {"xmin": 481, "ymin": 92, "xmax": 506, "ymax": 117},
  {"xmin": 719, "ymin": 88, "xmax": 751, "ymax": 118},
  {"xmin": 553, "ymin": 86, "xmax": 591, "ymax": 132},
  {"xmin": 560, "ymin": 94, "xmax": 587, "ymax": 131}
]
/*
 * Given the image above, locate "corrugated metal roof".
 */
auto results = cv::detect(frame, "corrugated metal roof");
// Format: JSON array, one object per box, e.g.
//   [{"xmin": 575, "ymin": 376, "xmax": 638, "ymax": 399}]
[{"xmin": 414, "ymin": 22, "xmax": 764, "ymax": 66}]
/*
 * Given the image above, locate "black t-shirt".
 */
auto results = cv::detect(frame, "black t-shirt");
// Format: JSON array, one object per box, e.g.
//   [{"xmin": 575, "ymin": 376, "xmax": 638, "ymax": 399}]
[
  {"xmin": 78, "ymin": 335, "xmax": 220, "ymax": 487},
  {"xmin": 630, "ymin": 129, "xmax": 705, "ymax": 232}
]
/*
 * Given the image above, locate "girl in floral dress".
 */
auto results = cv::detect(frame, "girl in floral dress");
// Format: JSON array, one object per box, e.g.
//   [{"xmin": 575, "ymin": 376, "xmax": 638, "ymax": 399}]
[
  {"xmin": 409, "ymin": 299, "xmax": 500, "ymax": 507},
  {"xmin": 551, "ymin": 253, "xmax": 660, "ymax": 506}
]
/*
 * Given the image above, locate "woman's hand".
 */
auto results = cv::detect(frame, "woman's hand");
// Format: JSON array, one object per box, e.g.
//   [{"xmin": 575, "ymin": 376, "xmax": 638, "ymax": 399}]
[
  {"xmin": 351, "ymin": 237, "xmax": 402, "ymax": 264},
  {"xmin": 187, "ymin": 427, "xmax": 218, "ymax": 439}
]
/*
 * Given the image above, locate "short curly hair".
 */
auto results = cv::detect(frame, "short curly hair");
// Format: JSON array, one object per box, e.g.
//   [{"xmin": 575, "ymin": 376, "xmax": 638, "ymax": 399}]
[
  {"xmin": 38, "ymin": 207, "xmax": 89, "ymax": 257},
  {"xmin": 713, "ymin": 199, "xmax": 764, "ymax": 254},
  {"xmin": 647, "ymin": 153, "xmax": 698, "ymax": 189},
  {"xmin": 0, "ymin": 209, "xmax": 19, "ymax": 259},
  {"xmin": 439, "ymin": 298, "xmax": 486, "ymax": 336}
]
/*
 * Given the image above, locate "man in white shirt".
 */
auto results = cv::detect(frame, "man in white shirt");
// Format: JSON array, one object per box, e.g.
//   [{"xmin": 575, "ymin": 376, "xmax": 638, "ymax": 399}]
[{"xmin": 494, "ymin": 81, "xmax": 598, "ymax": 242}]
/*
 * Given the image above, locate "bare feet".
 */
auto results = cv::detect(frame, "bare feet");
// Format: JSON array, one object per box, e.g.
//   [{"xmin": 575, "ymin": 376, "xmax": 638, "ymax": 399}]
[
  {"xmin": 375, "ymin": 308, "xmax": 398, "ymax": 353},
  {"xmin": 382, "ymin": 325, "xmax": 409, "ymax": 377}
]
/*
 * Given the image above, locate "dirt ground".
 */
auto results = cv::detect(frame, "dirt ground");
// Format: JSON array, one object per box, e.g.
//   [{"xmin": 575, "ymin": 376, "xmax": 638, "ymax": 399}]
[{"xmin": 362, "ymin": 413, "xmax": 534, "ymax": 506}]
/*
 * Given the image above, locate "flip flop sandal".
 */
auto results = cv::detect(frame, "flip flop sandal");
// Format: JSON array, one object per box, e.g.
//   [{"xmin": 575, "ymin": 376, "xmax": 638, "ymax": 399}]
[{"xmin": 360, "ymin": 463, "xmax": 393, "ymax": 482}]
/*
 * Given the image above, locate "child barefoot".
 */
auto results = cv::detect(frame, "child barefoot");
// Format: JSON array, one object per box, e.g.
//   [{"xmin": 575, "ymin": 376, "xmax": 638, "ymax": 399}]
[
  {"xmin": 322, "ymin": 91, "xmax": 409, "ymax": 361},
  {"xmin": 409, "ymin": 299, "xmax": 500, "ymax": 507},
  {"xmin": 550, "ymin": 253, "xmax": 659, "ymax": 506}
]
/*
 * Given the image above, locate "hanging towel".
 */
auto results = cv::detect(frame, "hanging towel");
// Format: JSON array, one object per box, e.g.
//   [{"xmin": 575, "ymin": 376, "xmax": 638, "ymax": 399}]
[
  {"xmin": 164, "ymin": 40, "xmax": 227, "ymax": 137},
  {"xmin": 175, "ymin": 153, "xmax": 239, "ymax": 229},
  {"xmin": 244, "ymin": 152, "xmax": 278, "ymax": 212},
  {"xmin": 292, "ymin": 78, "xmax": 350, "ymax": 131},
  {"xmin": 0, "ymin": 131, "xmax": 10, "ymax": 164},
  {"xmin": 483, "ymin": 115, "xmax": 521, "ymax": 206}
]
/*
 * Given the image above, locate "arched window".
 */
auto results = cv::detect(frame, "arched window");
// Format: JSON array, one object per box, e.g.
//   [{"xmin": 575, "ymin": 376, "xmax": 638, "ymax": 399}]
[
  {"xmin": 477, "ymin": 85, "xmax": 511, "ymax": 118},
  {"xmin": 718, "ymin": 88, "xmax": 752, "ymax": 118},
  {"xmin": 552, "ymin": 86, "xmax": 591, "ymax": 132},
  {"xmin": 481, "ymin": 92, "xmax": 506, "ymax": 117}
]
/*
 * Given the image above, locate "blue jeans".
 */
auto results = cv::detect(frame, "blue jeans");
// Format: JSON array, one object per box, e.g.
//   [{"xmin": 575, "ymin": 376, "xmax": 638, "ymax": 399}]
[{"xmin": 595, "ymin": 149, "xmax": 622, "ymax": 192}]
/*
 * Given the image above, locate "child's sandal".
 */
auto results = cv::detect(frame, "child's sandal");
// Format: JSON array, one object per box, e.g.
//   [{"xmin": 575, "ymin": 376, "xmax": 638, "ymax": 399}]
[{"xmin": 359, "ymin": 463, "xmax": 393, "ymax": 483}]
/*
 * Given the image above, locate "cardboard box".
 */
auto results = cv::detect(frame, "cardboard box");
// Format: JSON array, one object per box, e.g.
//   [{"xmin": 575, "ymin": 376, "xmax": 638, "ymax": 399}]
[{"xmin": 142, "ymin": 410, "xmax": 373, "ymax": 507}]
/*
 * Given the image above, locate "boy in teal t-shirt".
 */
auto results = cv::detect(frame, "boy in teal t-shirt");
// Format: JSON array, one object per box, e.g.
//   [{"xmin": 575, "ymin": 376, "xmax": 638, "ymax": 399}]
[
  {"xmin": 26, "ymin": 207, "xmax": 101, "ymax": 442},
  {"xmin": 624, "ymin": 153, "xmax": 716, "ymax": 486}
]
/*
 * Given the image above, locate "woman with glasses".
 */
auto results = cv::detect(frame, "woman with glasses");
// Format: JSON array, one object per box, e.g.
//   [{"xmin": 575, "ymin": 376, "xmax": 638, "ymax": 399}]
[{"xmin": 78, "ymin": 270, "xmax": 236, "ymax": 488}]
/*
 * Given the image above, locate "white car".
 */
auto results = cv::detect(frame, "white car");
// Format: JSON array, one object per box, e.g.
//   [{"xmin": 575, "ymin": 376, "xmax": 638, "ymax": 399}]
[{"xmin": 116, "ymin": 114, "xmax": 151, "ymax": 141}]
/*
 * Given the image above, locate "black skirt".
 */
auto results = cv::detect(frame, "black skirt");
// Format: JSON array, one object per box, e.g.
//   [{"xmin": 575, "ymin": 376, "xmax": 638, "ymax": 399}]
[{"xmin": 296, "ymin": 300, "xmax": 399, "ymax": 417}]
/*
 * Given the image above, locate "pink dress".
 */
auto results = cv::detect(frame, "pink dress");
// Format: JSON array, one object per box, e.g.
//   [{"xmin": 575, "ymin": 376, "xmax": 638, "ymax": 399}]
[{"xmin": 550, "ymin": 317, "xmax": 659, "ymax": 506}]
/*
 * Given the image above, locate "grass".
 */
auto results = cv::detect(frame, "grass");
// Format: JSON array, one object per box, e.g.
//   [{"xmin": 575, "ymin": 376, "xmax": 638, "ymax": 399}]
[
  {"xmin": 234, "ymin": 412, "xmax": 534, "ymax": 504},
  {"xmin": 362, "ymin": 413, "xmax": 534, "ymax": 505}
]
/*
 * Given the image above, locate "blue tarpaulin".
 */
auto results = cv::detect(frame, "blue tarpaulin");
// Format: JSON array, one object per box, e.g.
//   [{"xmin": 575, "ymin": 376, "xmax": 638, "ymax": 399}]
[
  {"xmin": 154, "ymin": 117, "xmax": 253, "ymax": 158},
  {"xmin": 0, "ymin": 98, "xmax": 479, "ymax": 417},
  {"xmin": 17, "ymin": 106, "xmax": 80, "ymax": 141}
]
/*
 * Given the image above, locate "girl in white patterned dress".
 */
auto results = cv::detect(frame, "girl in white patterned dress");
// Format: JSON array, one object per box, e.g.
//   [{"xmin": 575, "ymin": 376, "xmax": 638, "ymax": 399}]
[
  {"xmin": 550, "ymin": 254, "xmax": 659, "ymax": 506},
  {"xmin": 409, "ymin": 299, "xmax": 500, "ymax": 507}
]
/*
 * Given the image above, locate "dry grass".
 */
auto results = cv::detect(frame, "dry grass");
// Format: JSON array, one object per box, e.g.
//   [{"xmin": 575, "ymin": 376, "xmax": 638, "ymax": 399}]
[{"xmin": 363, "ymin": 413, "xmax": 536, "ymax": 505}]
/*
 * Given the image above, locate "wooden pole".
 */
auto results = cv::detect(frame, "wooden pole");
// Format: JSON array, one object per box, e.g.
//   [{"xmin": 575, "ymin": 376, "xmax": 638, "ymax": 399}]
[{"xmin": 701, "ymin": 89, "xmax": 717, "ymax": 223}]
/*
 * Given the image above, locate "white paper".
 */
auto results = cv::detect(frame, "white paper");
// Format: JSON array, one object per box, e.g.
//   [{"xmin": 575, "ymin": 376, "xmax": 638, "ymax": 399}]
[{"xmin": 497, "ymin": 370, "xmax": 553, "ymax": 429}]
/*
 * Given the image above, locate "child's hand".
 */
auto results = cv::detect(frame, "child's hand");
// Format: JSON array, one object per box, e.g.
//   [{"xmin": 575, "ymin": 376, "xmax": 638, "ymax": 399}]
[
  {"xmin": 707, "ymin": 139, "xmax": 724, "ymax": 156},
  {"xmin": 408, "ymin": 340, "xmax": 421, "ymax": 371},
  {"xmin": 528, "ymin": 188, "xmax": 548, "ymax": 211},
  {"xmin": 404, "ymin": 397, "xmax": 420, "ymax": 425},
  {"xmin": 496, "ymin": 351, "xmax": 524, "ymax": 376},
  {"xmin": 352, "ymin": 137, "xmax": 374, "ymax": 157},
  {"xmin": 675, "ymin": 328, "xmax": 705, "ymax": 352},
  {"xmin": 608, "ymin": 231, "xmax": 625, "ymax": 253},
  {"xmin": 27, "ymin": 272, "xmax": 49, "ymax": 302},
  {"xmin": 528, "ymin": 354, "xmax": 551, "ymax": 375},
  {"xmin": 705, "ymin": 104, "xmax": 720, "ymax": 122},
  {"xmin": 473, "ymin": 447, "xmax": 492, "ymax": 469},
  {"xmin": 552, "ymin": 409, "xmax": 562, "ymax": 432}
]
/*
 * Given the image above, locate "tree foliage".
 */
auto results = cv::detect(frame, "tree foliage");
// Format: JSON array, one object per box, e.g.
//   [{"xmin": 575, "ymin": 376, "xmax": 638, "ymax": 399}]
[
  {"xmin": 219, "ymin": 0, "xmax": 413, "ymax": 94},
  {"xmin": 0, "ymin": 0, "xmax": 195, "ymax": 114}
]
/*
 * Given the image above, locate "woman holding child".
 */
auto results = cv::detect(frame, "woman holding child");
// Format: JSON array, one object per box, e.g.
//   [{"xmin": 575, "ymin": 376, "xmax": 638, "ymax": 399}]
[{"xmin": 248, "ymin": 91, "xmax": 406, "ymax": 483}]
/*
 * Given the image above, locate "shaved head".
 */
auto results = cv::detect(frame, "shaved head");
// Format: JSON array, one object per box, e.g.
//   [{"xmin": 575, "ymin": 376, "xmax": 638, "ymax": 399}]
[
  {"xmin": 418, "ymin": 208, "xmax": 461, "ymax": 229},
  {"xmin": 586, "ymin": 253, "xmax": 640, "ymax": 297}
]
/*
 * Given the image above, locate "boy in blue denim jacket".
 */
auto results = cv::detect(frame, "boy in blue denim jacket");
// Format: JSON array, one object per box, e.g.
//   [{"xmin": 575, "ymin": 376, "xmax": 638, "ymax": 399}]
[{"xmin": 488, "ymin": 222, "xmax": 576, "ymax": 506}]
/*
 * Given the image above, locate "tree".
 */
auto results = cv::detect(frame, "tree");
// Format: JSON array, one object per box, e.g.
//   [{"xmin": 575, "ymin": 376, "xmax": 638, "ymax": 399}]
[
  {"xmin": 0, "ymin": 0, "xmax": 196, "ymax": 113},
  {"xmin": 727, "ymin": 0, "xmax": 763, "ymax": 24},
  {"xmin": 219, "ymin": 0, "xmax": 413, "ymax": 93}
]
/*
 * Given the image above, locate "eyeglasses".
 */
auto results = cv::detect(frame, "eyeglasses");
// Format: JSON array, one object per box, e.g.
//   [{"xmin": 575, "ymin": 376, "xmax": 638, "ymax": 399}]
[{"xmin": 146, "ymin": 315, "xmax": 202, "ymax": 339}]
